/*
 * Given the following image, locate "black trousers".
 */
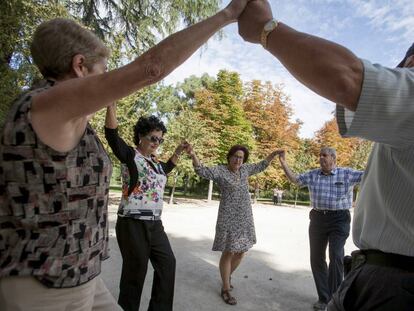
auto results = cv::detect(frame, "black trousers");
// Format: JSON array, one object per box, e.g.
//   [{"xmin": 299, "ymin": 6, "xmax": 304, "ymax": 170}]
[
  {"xmin": 328, "ymin": 253, "xmax": 414, "ymax": 311},
  {"xmin": 116, "ymin": 217, "xmax": 176, "ymax": 311},
  {"xmin": 309, "ymin": 209, "xmax": 350, "ymax": 303}
]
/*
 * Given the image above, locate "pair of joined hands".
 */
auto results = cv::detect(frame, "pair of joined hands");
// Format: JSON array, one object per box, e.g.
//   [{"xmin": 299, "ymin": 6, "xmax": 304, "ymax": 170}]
[
  {"xmin": 225, "ymin": 0, "xmax": 273, "ymax": 44},
  {"xmin": 174, "ymin": 141, "xmax": 195, "ymax": 157}
]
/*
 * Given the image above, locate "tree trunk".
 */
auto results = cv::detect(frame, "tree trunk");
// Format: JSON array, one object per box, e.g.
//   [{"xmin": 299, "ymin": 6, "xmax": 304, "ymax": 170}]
[
  {"xmin": 252, "ymin": 186, "xmax": 259, "ymax": 204},
  {"xmin": 169, "ymin": 173, "xmax": 178, "ymax": 205},
  {"xmin": 207, "ymin": 179, "xmax": 213, "ymax": 202},
  {"xmin": 183, "ymin": 174, "xmax": 189, "ymax": 196},
  {"xmin": 294, "ymin": 188, "xmax": 298, "ymax": 207}
]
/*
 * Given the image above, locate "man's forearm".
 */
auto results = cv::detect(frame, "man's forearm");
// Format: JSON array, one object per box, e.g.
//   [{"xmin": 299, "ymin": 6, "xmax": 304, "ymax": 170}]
[
  {"xmin": 280, "ymin": 160, "xmax": 299, "ymax": 184},
  {"xmin": 266, "ymin": 23, "xmax": 363, "ymax": 111},
  {"xmin": 191, "ymin": 154, "xmax": 201, "ymax": 167}
]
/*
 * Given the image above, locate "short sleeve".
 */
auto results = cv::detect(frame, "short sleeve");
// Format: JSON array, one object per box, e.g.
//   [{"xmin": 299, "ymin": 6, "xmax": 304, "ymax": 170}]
[{"xmin": 337, "ymin": 59, "xmax": 414, "ymax": 147}]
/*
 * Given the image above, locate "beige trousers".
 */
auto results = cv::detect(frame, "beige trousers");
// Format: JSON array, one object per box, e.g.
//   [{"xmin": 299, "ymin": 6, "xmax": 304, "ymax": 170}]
[{"xmin": 0, "ymin": 276, "xmax": 121, "ymax": 311}]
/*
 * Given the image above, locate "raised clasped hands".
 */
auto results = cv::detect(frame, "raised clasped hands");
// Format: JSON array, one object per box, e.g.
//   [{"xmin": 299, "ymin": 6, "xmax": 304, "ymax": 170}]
[
  {"xmin": 185, "ymin": 143, "xmax": 195, "ymax": 157},
  {"xmin": 278, "ymin": 150, "xmax": 286, "ymax": 162},
  {"xmin": 174, "ymin": 141, "xmax": 190, "ymax": 156},
  {"xmin": 269, "ymin": 149, "xmax": 284, "ymax": 160},
  {"xmin": 273, "ymin": 149, "xmax": 284, "ymax": 157},
  {"xmin": 223, "ymin": 0, "xmax": 254, "ymax": 22},
  {"xmin": 237, "ymin": 0, "xmax": 273, "ymax": 44}
]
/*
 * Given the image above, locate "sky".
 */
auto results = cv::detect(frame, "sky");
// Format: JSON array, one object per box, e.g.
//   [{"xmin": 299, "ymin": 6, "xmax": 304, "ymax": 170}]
[{"xmin": 163, "ymin": 0, "xmax": 414, "ymax": 138}]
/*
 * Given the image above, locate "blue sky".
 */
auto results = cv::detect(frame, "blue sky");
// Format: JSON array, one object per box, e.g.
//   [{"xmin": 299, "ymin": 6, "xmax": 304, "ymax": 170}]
[{"xmin": 163, "ymin": 0, "xmax": 414, "ymax": 138}]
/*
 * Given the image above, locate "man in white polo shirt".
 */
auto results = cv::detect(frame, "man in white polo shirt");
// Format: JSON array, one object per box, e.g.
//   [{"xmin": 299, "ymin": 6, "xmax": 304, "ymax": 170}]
[{"xmin": 237, "ymin": 1, "xmax": 414, "ymax": 310}]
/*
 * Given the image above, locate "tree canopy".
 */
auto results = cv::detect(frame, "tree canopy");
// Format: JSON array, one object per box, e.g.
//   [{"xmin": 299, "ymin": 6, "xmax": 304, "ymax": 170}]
[
  {"xmin": 0, "ymin": 0, "xmax": 220, "ymax": 125},
  {"xmin": 1, "ymin": 0, "xmax": 371, "ymax": 200}
]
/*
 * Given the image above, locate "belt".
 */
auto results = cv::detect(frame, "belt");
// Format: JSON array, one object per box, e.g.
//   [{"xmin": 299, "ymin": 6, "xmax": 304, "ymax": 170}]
[
  {"xmin": 138, "ymin": 215, "xmax": 161, "ymax": 221},
  {"xmin": 118, "ymin": 214, "xmax": 161, "ymax": 221},
  {"xmin": 312, "ymin": 208, "xmax": 349, "ymax": 214},
  {"xmin": 353, "ymin": 249, "xmax": 414, "ymax": 272}
]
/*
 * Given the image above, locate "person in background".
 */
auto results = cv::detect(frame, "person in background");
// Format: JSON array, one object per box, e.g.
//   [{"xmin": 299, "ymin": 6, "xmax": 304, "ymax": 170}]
[
  {"xmin": 276, "ymin": 189, "xmax": 283, "ymax": 205},
  {"xmin": 273, "ymin": 188, "xmax": 279, "ymax": 205},
  {"xmin": 188, "ymin": 144, "xmax": 281, "ymax": 305}
]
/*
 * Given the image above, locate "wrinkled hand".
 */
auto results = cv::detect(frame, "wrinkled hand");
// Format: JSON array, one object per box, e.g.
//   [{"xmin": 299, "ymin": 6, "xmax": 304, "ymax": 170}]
[
  {"xmin": 184, "ymin": 143, "xmax": 193, "ymax": 155},
  {"xmin": 269, "ymin": 149, "xmax": 283, "ymax": 159},
  {"xmin": 224, "ymin": 0, "xmax": 254, "ymax": 22},
  {"xmin": 272, "ymin": 149, "xmax": 284, "ymax": 157},
  {"xmin": 238, "ymin": 0, "xmax": 273, "ymax": 44},
  {"xmin": 175, "ymin": 141, "xmax": 189, "ymax": 156},
  {"xmin": 278, "ymin": 150, "xmax": 286, "ymax": 162}
]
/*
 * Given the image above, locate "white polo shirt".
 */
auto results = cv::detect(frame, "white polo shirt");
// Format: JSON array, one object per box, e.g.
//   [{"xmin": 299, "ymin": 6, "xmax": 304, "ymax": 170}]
[{"xmin": 337, "ymin": 59, "xmax": 414, "ymax": 256}]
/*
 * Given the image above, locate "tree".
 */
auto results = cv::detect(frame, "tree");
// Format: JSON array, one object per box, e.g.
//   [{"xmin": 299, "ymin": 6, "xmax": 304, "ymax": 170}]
[
  {"xmin": 0, "ymin": 0, "xmax": 220, "ymax": 125},
  {"xmin": 176, "ymin": 73, "xmax": 215, "ymax": 108},
  {"xmin": 289, "ymin": 139, "xmax": 317, "ymax": 206},
  {"xmin": 195, "ymin": 70, "xmax": 256, "ymax": 163},
  {"xmin": 0, "ymin": 0, "xmax": 68, "ymax": 124},
  {"xmin": 313, "ymin": 117, "xmax": 371, "ymax": 167},
  {"xmin": 243, "ymin": 80, "xmax": 301, "ymax": 191},
  {"xmin": 67, "ymin": 0, "xmax": 220, "ymax": 53},
  {"xmin": 348, "ymin": 139, "xmax": 373, "ymax": 170},
  {"xmin": 159, "ymin": 109, "xmax": 219, "ymax": 202}
]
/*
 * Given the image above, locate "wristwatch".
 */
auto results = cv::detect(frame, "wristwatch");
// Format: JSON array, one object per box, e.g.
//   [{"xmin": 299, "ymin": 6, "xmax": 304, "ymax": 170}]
[{"xmin": 261, "ymin": 19, "xmax": 279, "ymax": 48}]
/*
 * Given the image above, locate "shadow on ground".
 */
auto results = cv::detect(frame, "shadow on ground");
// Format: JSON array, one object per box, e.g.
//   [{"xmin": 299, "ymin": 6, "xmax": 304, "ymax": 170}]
[{"xmin": 102, "ymin": 204, "xmax": 316, "ymax": 311}]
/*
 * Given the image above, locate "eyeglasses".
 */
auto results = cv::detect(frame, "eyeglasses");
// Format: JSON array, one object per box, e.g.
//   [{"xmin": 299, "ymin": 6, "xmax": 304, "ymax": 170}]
[
  {"xmin": 232, "ymin": 155, "xmax": 244, "ymax": 160},
  {"xmin": 144, "ymin": 135, "xmax": 164, "ymax": 144}
]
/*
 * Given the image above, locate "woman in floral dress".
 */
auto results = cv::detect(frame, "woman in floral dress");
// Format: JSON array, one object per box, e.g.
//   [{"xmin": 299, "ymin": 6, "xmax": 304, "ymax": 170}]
[
  {"xmin": 105, "ymin": 104, "xmax": 188, "ymax": 311},
  {"xmin": 189, "ymin": 145, "xmax": 281, "ymax": 305}
]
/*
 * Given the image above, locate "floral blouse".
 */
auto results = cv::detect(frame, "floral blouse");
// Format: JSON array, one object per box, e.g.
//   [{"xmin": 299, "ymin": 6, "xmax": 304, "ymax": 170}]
[{"xmin": 105, "ymin": 127, "xmax": 175, "ymax": 219}]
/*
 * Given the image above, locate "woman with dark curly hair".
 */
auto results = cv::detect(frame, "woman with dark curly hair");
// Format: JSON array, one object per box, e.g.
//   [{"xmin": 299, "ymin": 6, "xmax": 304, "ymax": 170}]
[
  {"xmin": 188, "ymin": 144, "xmax": 281, "ymax": 305},
  {"xmin": 105, "ymin": 104, "xmax": 188, "ymax": 311}
]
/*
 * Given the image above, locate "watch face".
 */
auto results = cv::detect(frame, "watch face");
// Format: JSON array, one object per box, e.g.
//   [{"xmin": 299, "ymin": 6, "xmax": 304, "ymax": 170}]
[{"xmin": 264, "ymin": 20, "xmax": 277, "ymax": 32}]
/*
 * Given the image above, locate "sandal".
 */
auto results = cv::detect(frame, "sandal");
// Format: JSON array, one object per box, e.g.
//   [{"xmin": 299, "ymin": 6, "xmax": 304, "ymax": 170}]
[{"xmin": 221, "ymin": 289, "xmax": 237, "ymax": 305}]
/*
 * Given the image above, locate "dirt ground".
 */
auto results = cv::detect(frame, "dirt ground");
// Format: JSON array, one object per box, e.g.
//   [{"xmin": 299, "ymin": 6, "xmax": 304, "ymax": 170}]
[{"xmin": 101, "ymin": 193, "xmax": 357, "ymax": 311}]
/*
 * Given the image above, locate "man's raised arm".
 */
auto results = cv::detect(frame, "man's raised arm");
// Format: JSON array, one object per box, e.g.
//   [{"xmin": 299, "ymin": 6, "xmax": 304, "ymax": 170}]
[{"xmin": 278, "ymin": 150, "xmax": 299, "ymax": 184}]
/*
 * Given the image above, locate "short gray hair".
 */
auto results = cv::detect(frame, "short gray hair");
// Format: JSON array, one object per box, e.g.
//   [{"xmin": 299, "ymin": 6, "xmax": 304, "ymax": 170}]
[
  {"xmin": 320, "ymin": 147, "xmax": 336, "ymax": 160},
  {"xmin": 31, "ymin": 18, "xmax": 110, "ymax": 80}
]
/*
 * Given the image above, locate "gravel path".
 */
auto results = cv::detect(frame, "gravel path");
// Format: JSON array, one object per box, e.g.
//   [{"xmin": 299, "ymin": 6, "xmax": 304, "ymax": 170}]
[{"xmin": 101, "ymin": 193, "xmax": 357, "ymax": 311}]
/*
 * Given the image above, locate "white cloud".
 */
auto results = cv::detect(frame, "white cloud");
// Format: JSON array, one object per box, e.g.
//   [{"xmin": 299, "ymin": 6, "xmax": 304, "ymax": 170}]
[{"xmin": 347, "ymin": 0, "xmax": 414, "ymax": 42}]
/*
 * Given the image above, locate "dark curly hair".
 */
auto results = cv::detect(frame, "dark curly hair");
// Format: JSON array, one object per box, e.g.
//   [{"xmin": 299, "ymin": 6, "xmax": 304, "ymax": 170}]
[
  {"xmin": 133, "ymin": 115, "xmax": 167, "ymax": 146},
  {"xmin": 226, "ymin": 145, "xmax": 249, "ymax": 163}
]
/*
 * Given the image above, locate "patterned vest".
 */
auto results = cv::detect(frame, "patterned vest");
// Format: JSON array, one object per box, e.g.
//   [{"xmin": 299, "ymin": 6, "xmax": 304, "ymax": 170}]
[
  {"xmin": 119, "ymin": 150, "xmax": 166, "ymax": 219},
  {"xmin": 0, "ymin": 85, "xmax": 112, "ymax": 288}
]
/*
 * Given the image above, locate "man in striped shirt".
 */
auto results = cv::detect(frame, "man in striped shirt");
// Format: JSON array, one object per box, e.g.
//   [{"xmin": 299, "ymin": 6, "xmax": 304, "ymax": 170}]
[{"xmin": 278, "ymin": 147, "xmax": 363, "ymax": 310}]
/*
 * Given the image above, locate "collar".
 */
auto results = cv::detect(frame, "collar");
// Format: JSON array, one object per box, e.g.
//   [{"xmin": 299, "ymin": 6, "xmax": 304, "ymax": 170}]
[
  {"xmin": 319, "ymin": 167, "xmax": 337, "ymax": 176},
  {"xmin": 135, "ymin": 148, "xmax": 159, "ymax": 163}
]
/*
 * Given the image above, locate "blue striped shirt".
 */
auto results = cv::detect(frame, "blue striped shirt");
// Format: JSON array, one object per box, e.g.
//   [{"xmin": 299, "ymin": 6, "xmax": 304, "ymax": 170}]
[{"xmin": 297, "ymin": 167, "xmax": 364, "ymax": 210}]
